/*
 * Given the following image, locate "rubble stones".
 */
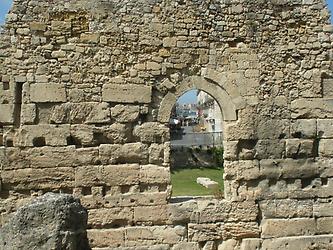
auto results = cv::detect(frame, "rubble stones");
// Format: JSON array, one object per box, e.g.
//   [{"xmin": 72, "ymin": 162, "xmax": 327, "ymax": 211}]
[{"xmin": 0, "ymin": 193, "xmax": 90, "ymax": 250}]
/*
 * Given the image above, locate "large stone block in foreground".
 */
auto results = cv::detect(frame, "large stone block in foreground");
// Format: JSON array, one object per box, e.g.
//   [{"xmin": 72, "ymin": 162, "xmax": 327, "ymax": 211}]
[{"xmin": 0, "ymin": 193, "xmax": 90, "ymax": 250}]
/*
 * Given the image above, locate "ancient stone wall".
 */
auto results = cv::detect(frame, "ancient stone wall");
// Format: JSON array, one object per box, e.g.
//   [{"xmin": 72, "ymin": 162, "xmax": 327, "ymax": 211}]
[{"xmin": 0, "ymin": 0, "xmax": 332, "ymax": 249}]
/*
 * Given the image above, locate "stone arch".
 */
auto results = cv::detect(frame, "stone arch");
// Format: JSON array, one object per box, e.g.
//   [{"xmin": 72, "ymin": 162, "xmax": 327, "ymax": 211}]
[{"xmin": 158, "ymin": 75, "xmax": 242, "ymax": 123}]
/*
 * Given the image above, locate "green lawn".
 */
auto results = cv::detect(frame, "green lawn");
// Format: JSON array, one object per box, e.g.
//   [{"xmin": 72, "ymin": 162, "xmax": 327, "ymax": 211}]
[{"xmin": 171, "ymin": 167, "xmax": 224, "ymax": 197}]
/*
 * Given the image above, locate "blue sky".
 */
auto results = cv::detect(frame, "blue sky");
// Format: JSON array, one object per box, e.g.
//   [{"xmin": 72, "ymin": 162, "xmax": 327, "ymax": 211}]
[{"xmin": 0, "ymin": 0, "xmax": 12, "ymax": 25}]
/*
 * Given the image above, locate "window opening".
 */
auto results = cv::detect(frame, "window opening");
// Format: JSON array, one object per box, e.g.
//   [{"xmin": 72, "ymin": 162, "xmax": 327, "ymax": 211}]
[{"xmin": 170, "ymin": 89, "xmax": 224, "ymax": 198}]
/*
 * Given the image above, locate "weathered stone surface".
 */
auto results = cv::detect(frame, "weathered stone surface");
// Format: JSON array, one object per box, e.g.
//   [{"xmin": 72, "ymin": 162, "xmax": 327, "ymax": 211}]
[
  {"xmin": 75, "ymin": 164, "xmax": 140, "ymax": 187},
  {"xmin": 0, "ymin": 104, "xmax": 14, "ymax": 124},
  {"xmin": 30, "ymin": 83, "xmax": 67, "ymax": 103},
  {"xmin": 223, "ymin": 222, "xmax": 260, "ymax": 240},
  {"xmin": 88, "ymin": 207, "xmax": 133, "ymax": 228},
  {"xmin": 0, "ymin": 193, "xmax": 90, "ymax": 250},
  {"xmin": 16, "ymin": 125, "xmax": 70, "ymax": 147},
  {"xmin": 1, "ymin": 0, "xmax": 333, "ymax": 248},
  {"xmin": 188, "ymin": 223, "xmax": 223, "ymax": 242},
  {"xmin": 1, "ymin": 167, "xmax": 75, "ymax": 190},
  {"xmin": 285, "ymin": 139, "xmax": 315, "ymax": 158},
  {"xmin": 102, "ymin": 84, "xmax": 152, "ymax": 104},
  {"xmin": 111, "ymin": 105, "xmax": 140, "ymax": 123},
  {"xmin": 261, "ymin": 218, "xmax": 317, "ymax": 238},
  {"xmin": 140, "ymin": 165, "xmax": 170, "ymax": 184},
  {"xmin": 261, "ymin": 235, "xmax": 333, "ymax": 250},
  {"xmin": 99, "ymin": 143, "xmax": 149, "ymax": 164},
  {"xmin": 50, "ymin": 102, "xmax": 111, "ymax": 124},
  {"xmin": 291, "ymin": 98, "xmax": 333, "ymax": 119},
  {"xmin": 318, "ymin": 119, "xmax": 333, "ymax": 138},
  {"xmin": 224, "ymin": 160, "xmax": 260, "ymax": 181},
  {"xmin": 134, "ymin": 122, "xmax": 169, "ymax": 143},
  {"xmin": 134, "ymin": 205, "xmax": 168, "ymax": 224},
  {"xmin": 21, "ymin": 104, "xmax": 37, "ymax": 125},
  {"xmin": 291, "ymin": 119, "xmax": 316, "ymax": 138},
  {"xmin": 319, "ymin": 139, "xmax": 333, "ymax": 157},
  {"xmin": 259, "ymin": 199, "xmax": 313, "ymax": 219}
]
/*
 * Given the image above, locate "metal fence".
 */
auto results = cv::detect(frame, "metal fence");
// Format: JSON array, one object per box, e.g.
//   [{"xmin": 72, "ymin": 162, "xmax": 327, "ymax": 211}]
[{"xmin": 171, "ymin": 131, "xmax": 223, "ymax": 147}]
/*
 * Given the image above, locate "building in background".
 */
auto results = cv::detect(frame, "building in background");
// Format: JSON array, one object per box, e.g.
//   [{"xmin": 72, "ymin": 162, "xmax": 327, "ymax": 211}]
[{"xmin": 197, "ymin": 91, "xmax": 223, "ymax": 133}]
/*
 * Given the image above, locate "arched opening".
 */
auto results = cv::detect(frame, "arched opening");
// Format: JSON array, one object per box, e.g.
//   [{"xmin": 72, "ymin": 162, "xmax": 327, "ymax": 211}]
[{"xmin": 169, "ymin": 89, "xmax": 224, "ymax": 198}]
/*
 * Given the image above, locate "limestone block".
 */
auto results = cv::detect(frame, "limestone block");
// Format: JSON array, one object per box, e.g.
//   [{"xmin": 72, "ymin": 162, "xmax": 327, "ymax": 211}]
[
  {"xmin": 134, "ymin": 205, "xmax": 168, "ymax": 223},
  {"xmin": 163, "ymin": 37, "xmax": 177, "ymax": 47},
  {"xmin": 197, "ymin": 200, "xmax": 258, "ymax": 223},
  {"xmin": 291, "ymin": 119, "xmax": 317, "ymax": 138},
  {"xmin": 20, "ymin": 104, "xmax": 36, "ymax": 125},
  {"xmin": 88, "ymin": 207, "xmax": 133, "ymax": 228},
  {"xmin": 93, "ymin": 123, "xmax": 131, "ymax": 144},
  {"xmin": 133, "ymin": 122, "xmax": 169, "ymax": 143},
  {"xmin": 29, "ymin": 21, "xmax": 46, "ymax": 31},
  {"xmin": 30, "ymin": 83, "xmax": 66, "ymax": 103},
  {"xmin": 111, "ymin": 104, "xmax": 140, "ymax": 123},
  {"xmin": 102, "ymin": 84, "xmax": 152, "ymax": 104},
  {"xmin": 254, "ymin": 140, "xmax": 285, "ymax": 159},
  {"xmin": 172, "ymin": 242, "xmax": 200, "ymax": 250},
  {"xmin": 4, "ymin": 147, "xmax": 99, "ymax": 170},
  {"xmin": 223, "ymin": 141, "xmax": 238, "ymax": 161},
  {"xmin": 323, "ymin": 78, "xmax": 333, "ymax": 98},
  {"xmin": 217, "ymin": 239, "xmax": 239, "ymax": 250},
  {"xmin": 259, "ymin": 199, "xmax": 313, "ymax": 219},
  {"xmin": 319, "ymin": 139, "xmax": 333, "ymax": 157},
  {"xmin": 102, "ymin": 192, "xmax": 168, "ymax": 208},
  {"xmin": 0, "ymin": 104, "xmax": 14, "ymax": 124},
  {"xmin": 291, "ymin": 98, "xmax": 333, "ymax": 119},
  {"xmin": 149, "ymin": 144, "xmax": 164, "ymax": 164},
  {"xmin": 16, "ymin": 125, "xmax": 70, "ymax": 147},
  {"xmin": 1, "ymin": 167, "xmax": 74, "ymax": 191},
  {"xmin": 317, "ymin": 119, "xmax": 333, "ymax": 138},
  {"xmin": 256, "ymin": 119, "xmax": 290, "ymax": 140},
  {"xmin": 0, "ymin": 193, "xmax": 89, "ymax": 250},
  {"xmin": 87, "ymin": 229, "xmax": 125, "ymax": 248},
  {"xmin": 196, "ymin": 177, "xmax": 219, "ymax": 189},
  {"xmin": 224, "ymin": 160, "xmax": 260, "ymax": 181},
  {"xmin": 261, "ymin": 218, "xmax": 317, "ymax": 238},
  {"xmin": 70, "ymin": 125, "xmax": 94, "ymax": 146},
  {"xmin": 51, "ymin": 21, "xmax": 71, "ymax": 32},
  {"xmin": 188, "ymin": 223, "xmax": 223, "ymax": 242},
  {"xmin": 140, "ymin": 165, "xmax": 170, "ymax": 184},
  {"xmin": 259, "ymin": 159, "xmax": 282, "ymax": 179},
  {"xmin": 240, "ymin": 239, "xmax": 261, "ymax": 250},
  {"xmin": 85, "ymin": 102, "xmax": 111, "ymax": 124},
  {"xmin": 80, "ymin": 33, "xmax": 100, "ymax": 43},
  {"xmin": 50, "ymin": 102, "xmax": 111, "ymax": 124},
  {"xmin": 285, "ymin": 139, "xmax": 315, "ymax": 158},
  {"xmin": 16, "ymin": 28, "xmax": 30, "ymax": 35},
  {"xmin": 125, "ymin": 226, "xmax": 186, "ymax": 246},
  {"xmin": 99, "ymin": 143, "xmax": 149, "ymax": 164},
  {"xmin": 167, "ymin": 200, "xmax": 197, "ymax": 224},
  {"xmin": 261, "ymin": 235, "xmax": 333, "ymax": 250},
  {"xmin": 223, "ymin": 222, "xmax": 260, "ymax": 240},
  {"xmin": 75, "ymin": 164, "xmax": 140, "ymax": 187},
  {"xmin": 313, "ymin": 200, "xmax": 333, "ymax": 217},
  {"xmin": 317, "ymin": 217, "xmax": 333, "ymax": 234}
]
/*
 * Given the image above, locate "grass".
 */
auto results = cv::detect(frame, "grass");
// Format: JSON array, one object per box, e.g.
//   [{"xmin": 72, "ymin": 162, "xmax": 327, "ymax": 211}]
[{"xmin": 171, "ymin": 167, "xmax": 224, "ymax": 197}]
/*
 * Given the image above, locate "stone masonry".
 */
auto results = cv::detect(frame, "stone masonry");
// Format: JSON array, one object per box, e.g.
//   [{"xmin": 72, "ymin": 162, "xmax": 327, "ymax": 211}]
[{"xmin": 0, "ymin": 0, "xmax": 333, "ymax": 249}]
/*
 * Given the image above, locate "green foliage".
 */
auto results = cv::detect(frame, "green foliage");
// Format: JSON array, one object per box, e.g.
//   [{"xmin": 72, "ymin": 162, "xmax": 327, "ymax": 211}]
[
  {"xmin": 212, "ymin": 146, "xmax": 224, "ymax": 167},
  {"xmin": 171, "ymin": 167, "xmax": 224, "ymax": 197}
]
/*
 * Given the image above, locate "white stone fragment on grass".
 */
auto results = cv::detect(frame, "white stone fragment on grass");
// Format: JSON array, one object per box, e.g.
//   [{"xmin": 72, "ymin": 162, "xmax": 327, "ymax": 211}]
[{"xmin": 196, "ymin": 177, "xmax": 219, "ymax": 189}]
